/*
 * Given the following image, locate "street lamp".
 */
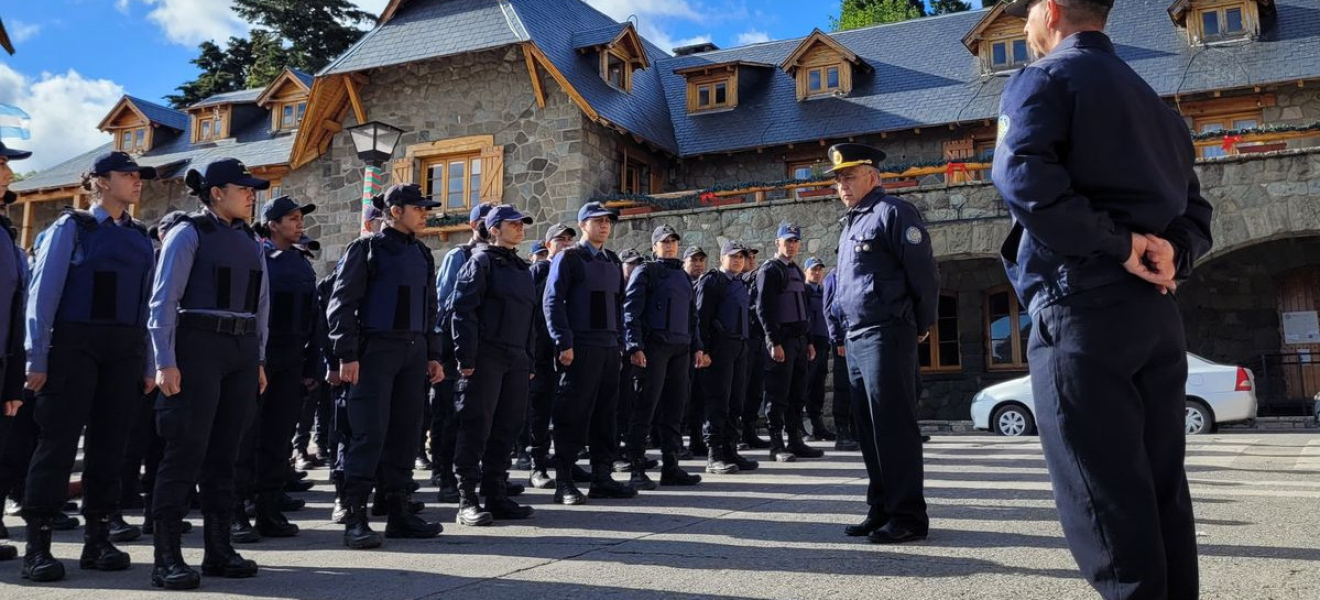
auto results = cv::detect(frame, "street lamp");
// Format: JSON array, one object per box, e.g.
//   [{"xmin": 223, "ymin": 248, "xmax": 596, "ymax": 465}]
[{"xmin": 346, "ymin": 120, "xmax": 404, "ymax": 233}]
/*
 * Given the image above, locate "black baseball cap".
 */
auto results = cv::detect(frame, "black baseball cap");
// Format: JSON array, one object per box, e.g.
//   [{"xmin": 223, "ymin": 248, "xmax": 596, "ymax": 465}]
[
  {"xmin": 545, "ymin": 223, "xmax": 577, "ymax": 242},
  {"xmin": 720, "ymin": 240, "xmax": 748, "ymax": 256},
  {"xmin": 485, "ymin": 204, "xmax": 533, "ymax": 229},
  {"xmin": 91, "ymin": 151, "xmax": 156, "ymax": 179},
  {"xmin": 202, "ymin": 158, "xmax": 270, "ymax": 190},
  {"xmin": 1003, "ymin": 0, "xmax": 1112, "ymax": 18},
  {"xmin": 262, "ymin": 195, "xmax": 316, "ymax": 222},
  {"xmin": 381, "ymin": 183, "xmax": 441, "ymax": 208},
  {"xmin": 0, "ymin": 141, "xmax": 31, "ymax": 161},
  {"xmin": 578, "ymin": 202, "xmax": 619, "ymax": 222},
  {"xmin": 683, "ymin": 246, "xmax": 707, "ymax": 260},
  {"xmin": 619, "ymin": 249, "xmax": 644, "ymax": 265},
  {"xmin": 652, "ymin": 225, "xmax": 680, "ymax": 244},
  {"xmin": 470, "ymin": 203, "xmax": 495, "ymax": 224},
  {"xmin": 531, "ymin": 240, "xmax": 548, "ymax": 255}
]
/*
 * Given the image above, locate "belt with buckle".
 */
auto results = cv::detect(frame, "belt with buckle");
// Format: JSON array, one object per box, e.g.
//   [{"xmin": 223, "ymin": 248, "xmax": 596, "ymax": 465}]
[{"xmin": 180, "ymin": 313, "xmax": 258, "ymax": 336}]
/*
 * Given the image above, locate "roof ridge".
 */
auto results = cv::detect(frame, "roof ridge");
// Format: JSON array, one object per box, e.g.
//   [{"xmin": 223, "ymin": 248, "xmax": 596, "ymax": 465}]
[{"xmin": 125, "ymin": 95, "xmax": 185, "ymax": 115}]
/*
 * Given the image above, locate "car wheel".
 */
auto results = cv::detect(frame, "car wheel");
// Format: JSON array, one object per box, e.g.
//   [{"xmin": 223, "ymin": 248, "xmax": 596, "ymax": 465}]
[
  {"xmin": 992, "ymin": 404, "xmax": 1036, "ymax": 437},
  {"xmin": 1185, "ymin": 401, "xmax": 1212, "ymax": 435}
]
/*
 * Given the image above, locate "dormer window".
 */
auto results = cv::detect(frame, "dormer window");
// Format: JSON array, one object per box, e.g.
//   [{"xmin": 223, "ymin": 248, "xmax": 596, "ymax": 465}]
[
  {"xmin": 962, "ymin": 6, "xmax": 1033, "ymax": 75},
  {"xmin": 779, "ymin": 30, "xmax": 868, "ymax": 101},
  {"xmin": 98, "ymin": 96, "xmax": 182, "ymax": 155},
  {"xmin": 278, "ymin": 101, "xmax": 306, "ymax": 131},
  {"xmin": 188, "ymin": 105, "xmax": 232, "ymax": 143},
  {"xmin": 1168, "ymin": 0, "xmax": 1273, "ymax": 46},
  {"xmin": 572, "ymin": 23, "xmax": 650, "ymax": 95},
  {"xmin": 119, "ymin": 127, "xmax": 146, "ymax": 153},
  {"xmin": 990, "ymin": 37, "xmax": 1030, "ymax": 71},
  {"xmin": 257, "ymin": 67, "xmax": 313, "ymax": 132},
  {"xmin": 676, "ymin": 62, "xmax": 764, "ymax": 114},
  {"xmin": 198, "ymin": 115, "xmax": 223, "ymax": 142}
]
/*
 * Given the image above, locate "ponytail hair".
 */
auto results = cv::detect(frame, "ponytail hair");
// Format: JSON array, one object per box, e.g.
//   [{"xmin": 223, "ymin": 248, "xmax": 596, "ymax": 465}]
[
  {"xmin": 80, "ymin": 171, "xmax": 107, "ymax": 199},
  {"xmin": 184, "ymin": 169, "xmax": 216, "ymax": 204}
]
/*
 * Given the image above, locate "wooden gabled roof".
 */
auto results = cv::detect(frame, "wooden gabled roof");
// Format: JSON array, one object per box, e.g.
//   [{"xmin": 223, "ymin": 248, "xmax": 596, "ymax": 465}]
[
  {"xmin": 961, "ymin": 3, "xmax": 1023, "ymax": 55},
  {"xmin": 779, "ymin": 29, "xmax": 865, "ymax": 75},
  {"xmin": 256, "ymin": 67, "xmax": 314, "ymax": 107}
]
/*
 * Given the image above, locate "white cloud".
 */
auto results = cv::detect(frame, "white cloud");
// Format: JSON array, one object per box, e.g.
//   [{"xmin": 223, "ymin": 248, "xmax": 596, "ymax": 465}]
[
  {"xmin": 354, "ymin": 0, "xmax": 392, "ymax": 17},
  {"xmin": 7, "ymin": 20, "xmax": 41, "ymax": 44},
  {"xmin": 584, "ymin": 0, "xmax": 715, "ymax": 53},
  {"xmin": 120, "ymin": 0, "xmax": 386, "ymax": 47},
  {"xmin": 735, "ymin": 30, "xmax": 770, "ymax": 46},
  {"xmin": 0, "ymin": 64, "xmax": 122, "ymax": 173}
]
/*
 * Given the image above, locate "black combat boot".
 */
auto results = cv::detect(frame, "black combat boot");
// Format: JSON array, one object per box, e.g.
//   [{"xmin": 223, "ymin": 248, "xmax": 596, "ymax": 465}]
[
  {"xmin": 151, "ymin": 518, "xmax": 200, "ymax": 590},
  {"xmin": 588, "ymin": 464, "xmax": 637, "ymax": 499},
  {"xmin": 436, "ymin": 472, "xmax": 460, "ymax": 504},
  {"xmin": 808, "ymin": 416, "xmax": 836, "ymax": 441},
  {"xmin": 704, "ymin": 443, "xmax": 739, "ymax": 475},
  {"xmin": 201, "ymin": 512, "xmax": 258, "ymax": 578},
  {"xmin": 80, "ymin": 514, "xmax": 131, "ymax": 571},
  {"xmin": 628, "ymin": 454, "xmax": 656, "ymax": 491},
  {"xmin": 727, "ymin": 442, "xmax": 760, "ymax": 471},
  {"xmin": 741, "ymin": 421, "xmax": 771, "ymax": 449},
  {"xmin": 552, "ymin": 460, "xmax": 587, "ymax": 505},
  {"xmin": 21, "ymin": 516, "xmax": 66, "ymax": 582},
  {"xmin": 456, "ymin": 484, "xmax": 492, "ymax": 526},
  {"xmin": 230, "ymin": 499, "xmax": 260, "ymax": 544},
  {"xmin": 107, "ymin": 512, "xmax": 142, "ymax": 543},
  {"xmin": 769, "ymin": 430, "xmax": 797, "ymax": 463},
  {"xmin": 485, "ymin": 479, "xmax": 534, "ymax": 520},
  {"xmin": 383, "ymin": 493, "xmax": 441, "ymax": 539},
  {"xmin": 253, "ymin": 493, "xmax": 299, "ymax": 537},
  {"xmin": 659, "ymin": 452, "xmax": 703, "ymax": 486},
  {"xmin": 342, "ymin": 496, "xmax": 382, "ymax": 549},
  {"xmin": 787, "ymin": 428, "xmax": 824, "ymax": 459}
]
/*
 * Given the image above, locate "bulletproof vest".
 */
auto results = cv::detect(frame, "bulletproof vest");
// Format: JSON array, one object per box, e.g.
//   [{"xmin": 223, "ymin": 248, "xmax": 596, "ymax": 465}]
[
  {"xmin": 806, "ymin": 282, "xmax": 828, "ymax": 337},
  {"xmin": 266, "ymin": 245, "xmax": 318, "ymax": 338},
  {"xmin": 54, "ymin": 210, "xmax": 153, "ymax": 327},
  {"xmin": 361, "ymin": 235, "xmax": 429, "ymax": 333},
  {"xmin": 179, "ymin": 212, "xmax": 263, "ymax": 314},
  {"xmin": 474, "ymin": 247, "xmax": 534, "ymax": 345},
  {"xmin": 644, "ymin": 259, "xmax": 692, "ymax": 338},
  {"xmin": 0, "ymin": 225, "xmax": 20, "ymax": 354},
  {"xmin": 566, "ymin": 247, "xmax": 621, "ymax": 334},
  {"xmin": 716, "ymin": 273, "xmax": 749, "ymax": 339},
  {"xmin": 769, "ymin": 260, "xmax": 808, "ymax": 324}
]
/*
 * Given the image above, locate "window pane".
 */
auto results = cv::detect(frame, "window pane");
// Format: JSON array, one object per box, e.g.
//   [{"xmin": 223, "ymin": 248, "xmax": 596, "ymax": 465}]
[
  {"xmin": 283, "ymin": 105, "xmax": 294, "ymax": 127},
  {"xmin": 426, "ymin": 164, "xmax": 443, "ymax": 197},
  {"xmin": 1225, "ymin": 8, "xmax": 1243, "ymax": 33},
  {"xmin": 809, "ymin": 69, "xmax": 822, "ymax": 91},
  {"xmin": 1232, "ymin": 118, "xmax": 1258, "ymax": 130},
  {"xmin": 201, "ymin": 121, "xmax": 211, "ymax": 138},
  {"xmin": 1202, "ymin": 146, "xmax": 1228, "ymax": 158},
  {"xmin": 296, "ymin": 103, "xmax": 306, "ymax": 125},
  {"xmin": 469, "ymin": 158, "xmax": 481, "ymax": 206},
  {"xmin": 698, "ymin": 85, "xmax": 710, "ymax": 107},
  {"xmin": 121, "ymin": 131, "xmax": 131, "ymax": 148},
  {"xmin": 1012, "ymin": 39, "xmax": 1028, "ymax": 63},
  {"xmin": 1199, "ymin": 122, "xmax": 1224, "ymax": 133},
  {"xmin": 714, "ymin": 82, "xmax": 727, "ymax": 105},
  {"xmin": 135, "ymin": 128, "xmax": 145, "ymax": 147},
  {"xmin": 792, "ymin": 165, "xmax": 812, "ymax": 180},
  {"xmin": 447, "ymin": 161, "xmax": 465, "ymax": 209},
  {"xmin": 827, "ymin": 67, "xmax": 839, "ymax": 89},
  {"xmin": 607, "ymin": 54, "xmax": 626, "ymax": 88},
  {"xmin": 992, "ymin": 42, "xmax": 1007, "ymax": 66},
  {"xmin": 918, "ymin": 340, "xmax": 932, "ymax": 368},
  {"xmin": 939, "ymin": 341, "xmax": 960, "ymax": 367},
  {"xmin": 214, "ymin": 117, "xmax": 223, "ymax": 136},
  {"xmin": 1202, "ymin": 11, "xmax": 1219, "ymax": 36}
]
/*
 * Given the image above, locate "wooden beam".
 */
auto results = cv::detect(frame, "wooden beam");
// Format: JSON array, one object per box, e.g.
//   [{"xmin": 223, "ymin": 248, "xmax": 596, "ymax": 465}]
[
  {"xmin": 344, "ymin": 77, "xmax": 368, "ymax": 125},
  {"xmin": 321, "ymin": 119, "xmax": 343, "ymax": 133},
  {"xmin": 524, "ymin": 42, "xmax": 600, "ymax": 122},
  {"xmin": 522, "ymin": 44, "xmax": 547, "ymax": 109},
  {"xmin": 20, "ymin": 200, "xmax": 33, "ymax": 248}
]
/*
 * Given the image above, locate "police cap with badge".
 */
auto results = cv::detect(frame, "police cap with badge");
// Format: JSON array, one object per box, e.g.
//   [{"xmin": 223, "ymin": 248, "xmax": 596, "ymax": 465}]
[{"xmin": 825, "ymin": 143, "xmax": 888, "ymax": 174}]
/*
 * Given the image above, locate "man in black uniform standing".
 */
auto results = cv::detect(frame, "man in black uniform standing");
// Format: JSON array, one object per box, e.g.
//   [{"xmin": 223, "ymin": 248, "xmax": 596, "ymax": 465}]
[
  {"xmin": 993, "ymin": 1, "xmax": 1213, "ymax": 597},
  {"xmin": 830, "ymin": 143, "xmax": 938, "ymax": 545},
  {"xmin": 756, "ymin": 224, "xmax": 822, "ymax": 463}
]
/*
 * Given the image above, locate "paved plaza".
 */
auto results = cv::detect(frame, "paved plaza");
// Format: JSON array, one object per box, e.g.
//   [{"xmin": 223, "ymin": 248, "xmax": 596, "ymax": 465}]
[{"xmin": 1, "ymin": 433, "xmax": 1317, "ymax": 599}]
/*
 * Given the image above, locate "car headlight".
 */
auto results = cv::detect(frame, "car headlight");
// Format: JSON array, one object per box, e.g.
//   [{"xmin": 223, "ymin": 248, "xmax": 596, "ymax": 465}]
[{"xmin": 972, "ymin": 391, "xmax": 986, "ymax": 404}]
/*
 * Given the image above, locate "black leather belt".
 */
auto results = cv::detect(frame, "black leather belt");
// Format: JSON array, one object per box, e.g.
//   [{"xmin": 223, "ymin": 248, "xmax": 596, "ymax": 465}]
[{"xmin": 180, "ymin": 313, "xmax": 258, "ymax": 336}]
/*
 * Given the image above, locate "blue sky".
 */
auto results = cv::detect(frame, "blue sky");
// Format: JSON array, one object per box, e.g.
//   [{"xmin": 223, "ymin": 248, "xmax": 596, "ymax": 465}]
[{"xmin": 0, "ymin": 0, "xmax": 973, "ymax": 172}]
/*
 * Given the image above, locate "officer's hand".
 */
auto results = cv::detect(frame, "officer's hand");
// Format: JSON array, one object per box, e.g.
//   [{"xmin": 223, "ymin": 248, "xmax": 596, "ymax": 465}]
[
  {"xmin": 340, "ymin": 362, "xmax": 360, "ymax": 385},
  {"xmin": 1123, "ymin": 233, "xmax": 1177, "ymax": 294},
  {"xmin": 327, "ymin": 370, "xmax": 342, "ymax": 386},
  {"xmin": 2, "ymin": 400, "xmax": 21, "ymax": 417},
  {"xmin": 25, "ymin": 372, "xmax": 46, "ymax": 393},
  {"xmin": 701, "ymin": 352, "xmax": 711, "ymax": 369},
  {"xmin": 157, "ymin": 367, "xmax": 182, "ymax": 397},
  {"xmin": 559, "ymin": 349, "xmax": 574, "ymax": 367},
  {"xmin": 258, "ymin": 366, "xmax": 268, "ymax": 395},
  {"xmin": 428, "ymin": 360, "xmax": 445, "ymax": 384},
  {"xmin": 631, "ymin": 350, "xmax": 647, "ymax": 368},
  {"xmin": 770, "ymin": 345, "xmax": 785, "ymax": 363},
  {"xmin": 1142, "ymin": 234, "xmax": 1178, "ymax": 294},
  {"xmin": 142, "ymin": 377, "xmax": 157, "ymax": 395},
  {"xmin": 917, "ymin": 331, "xmax": 930, "ymax": 344},
  {"xmin": 836, "ymin": 346, "xmax": 846, "ymax": 358},
  {"xmin": 460, "ymin": 368, "xmax": 475, "ymax": 378},
  {"xmin": 807, "ymin": 345, "xmax": 817, "ymax": 362},
  {"xmin": 692, "ymin": 351, "xmax": 705, "ymax": 369}
]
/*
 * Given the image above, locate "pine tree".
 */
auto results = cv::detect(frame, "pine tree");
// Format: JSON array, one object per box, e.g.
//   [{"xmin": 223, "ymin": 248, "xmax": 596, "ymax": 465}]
[
  {"xmin": 830, "ymin": 0, "xmax": 925, "ymax": 31},
  {"xmin": 166, "ymin": 37, "xmax": 253, "ymax": 109},
  {"xmin": 931, "ymin": 0, "xmax": 972, "ymax": 15},
  {"xmin": 233, "ymin": 0, "xmax": 375, "ymax": 74},
  {"xmin": 246, "ymin": 29, "xmax": 296, "ymax": 89}
]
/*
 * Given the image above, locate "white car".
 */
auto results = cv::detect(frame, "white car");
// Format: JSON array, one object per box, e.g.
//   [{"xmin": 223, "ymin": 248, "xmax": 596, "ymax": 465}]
[{"xmin": 970, "ymin": 353, "xmax": 1257, "ymax": 436}]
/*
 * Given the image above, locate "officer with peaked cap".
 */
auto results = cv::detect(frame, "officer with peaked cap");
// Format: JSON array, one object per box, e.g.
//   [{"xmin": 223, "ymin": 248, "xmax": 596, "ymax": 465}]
[
  {"xmin": 450, "ymin": 205, "xmax": 538, "ymax": 526},
  {"xmin": 526, "ymin": 223, "xmax": 577, "ymax": 489},
  {"xmin": 328, "ymin": 183, "xmax": 446, "ymax": 549},
  {"xmin": 993, "ymin": 0, "xmax": 1213, "ymax": 596},
  {"xmin": 543, "ymin": 202, "xmax": 636, "ymax": 504},
  {"xmin": 829, "ymin": 142, "xmax": 938, "ymax": 545},
  {"xmin": 20, "ymin": 151, "xmax": 156, "ymax": 583}
]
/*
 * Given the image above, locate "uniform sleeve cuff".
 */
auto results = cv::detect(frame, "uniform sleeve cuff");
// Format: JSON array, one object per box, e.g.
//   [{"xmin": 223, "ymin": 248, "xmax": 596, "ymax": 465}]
[{"xmin": 1102, "ymin": 229, "xmax": 1132, "ymax": 262}]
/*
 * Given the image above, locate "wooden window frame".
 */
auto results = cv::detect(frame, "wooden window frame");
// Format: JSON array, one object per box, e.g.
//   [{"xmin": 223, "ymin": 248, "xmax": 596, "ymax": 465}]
[
  {"xmin": 393, "ymin": 135, "xmax": 506, "ymax": 239},
  {"xmin": 920, "ymin": 292, "xmax": 962, "ymax": 373},
  {"xmin": 686, "ymin": 71, "xmax": 737, "ymax": 113},
  {"xmin": 800, "ymin": 63, "xmax": 844, "ymax": 99},
  {"xmin": 984, "ymin": 286, "xmax": 1030, "ymax": 371},
  {"xmin": 601, "ymin": 48, "xmax": 633, "ymax": 93},
  {"xmin": 276, "ymin": 101, "xmax": 307, "ymax": 131},
  {"xmin": 1196, "ymin": 3, "xmax": 1248, "ymax": 42},
  {"xmin": 1184, "ymin": 0, "xmax": 1260, "ymax": 45},
  {"xmin": 1192, "ymin": 108, "xmax": 1263, "ymax": 158},
  {"xmin": 420, "ymin": 153, "xmax": 483, "ymax": 214},
  {"xmin": 197, "ymin": 116, "xmax": 222, "ymax": 142},
  {"xmin": 116, "ymin": 126, "xmax": 149, "ymax": 153},
  {"xmin": 986, "ymin": 36, "xmax": 1031, "ymax": 72}
]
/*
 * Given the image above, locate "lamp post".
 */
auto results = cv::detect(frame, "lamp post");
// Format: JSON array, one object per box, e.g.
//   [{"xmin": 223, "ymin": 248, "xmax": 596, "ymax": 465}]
[{"xmin": 347, "ymin": 120, "xmax": 404, "ymax": 234}]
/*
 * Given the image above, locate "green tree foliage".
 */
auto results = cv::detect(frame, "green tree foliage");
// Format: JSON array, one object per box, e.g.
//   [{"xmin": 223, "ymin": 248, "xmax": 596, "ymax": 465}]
[
  {"xmin": 166, "ymin": 37, "xmax": 253, "ymax": 109},
  {"xmin": 831, "ymin": 0, "xmax": 926, "ymax": 31},
  {"xmin": 931, "ymin": 0, "xmax": 973, "ymax": 15},
  {"xmin": 233, "ymin": 0, "xmax": 375, "ymax": 74}
]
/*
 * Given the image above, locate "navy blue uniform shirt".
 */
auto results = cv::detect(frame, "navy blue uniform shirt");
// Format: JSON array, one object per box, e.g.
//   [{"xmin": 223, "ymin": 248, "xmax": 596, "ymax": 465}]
[
  {"xmin": 991, "ymin": 31, "xmax": 1213, "ymax": 315},
  {"xmin": 836, "ymin": 190, "xmax": 940, "ymax": 336},
  {"xmin": 449, "ymin": 245, "xmax": 536, "ymax": 370}
]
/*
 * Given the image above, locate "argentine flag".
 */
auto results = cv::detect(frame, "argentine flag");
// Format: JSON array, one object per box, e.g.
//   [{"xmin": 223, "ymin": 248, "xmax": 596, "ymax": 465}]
[{"xmin": 0, "ymin": 104, "xmax": 31, "ymax": 140}]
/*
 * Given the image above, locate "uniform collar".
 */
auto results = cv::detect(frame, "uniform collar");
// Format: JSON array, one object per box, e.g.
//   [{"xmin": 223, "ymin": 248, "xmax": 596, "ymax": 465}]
[
  {"xmin": 90, "ymin": 204, "xmax": 132, "ymax": 226},
  {"xmin": 1056, "ymin": 30, "xmax": 1114, "ymax": 55},
  {"xmin": 382, "ymin": 226, "xmax": 415, "ymax": 242},
  {"xmin": 847, "ymin": 189, "xmax": 885, "ymax": 217},
  {"xmin": 203, "ymin": 207, "xmax": 248, "ymax": 230},
  {"xmin": 578, "ymin": 240, "xmax": 605, "ymax": 258}
]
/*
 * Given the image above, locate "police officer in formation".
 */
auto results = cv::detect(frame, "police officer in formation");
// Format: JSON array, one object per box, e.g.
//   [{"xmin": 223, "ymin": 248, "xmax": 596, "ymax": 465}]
[
  {"xmin": 148, "ymin": 158, "xmax": 271, "ymax": 588},
  {"xmin": 822, "ymin": 266, "xmax": 859, "ymax": 451},
  {"xmin": 328, "ymin": 183, "xmax": 445, "ymax": 549},
  {"xmin": 19, "ymin": 152, "xmax": 156, "ymax": 583},
  {"xmin": 694, "ymin": 241, "xmax": 760, "ymax": 475},
  {"xmin": 738, "ymin": 248, "xmax": 769, "ymax": 450},
  {"xmin": 994, "ymin": 0, "xmax": 1213, "ymax": 596},
  {"xmin": 231, "ymin": 196, "xmax": 321, "ymax": 543},
  {"xmin": 449, "ymin": 205, "xmax": 538, "ymax": 526},
  {"xmin": 830, "ymin": 142, "xmax": 938, "ymax": 545},
  {"xmin": 543, "ymin": 202, "xmax": 636, "ymax": 504},
  {"xmin": 756, "ymin": 223, "xmax": 822, "ymax": 463},
  {"xmin": 680, "ymin": 245, "xmax": 708, "ymax": 456},
  {"xmin": 622, "ymin": 225, "xmax": 705, "ymax": 489},
  {"xmin": 526, "ymin": 223, "xmax": 577, "ymax": 489},
  {"xmin": 801, "ymin": 257, "xmax": 835, "ymax": 442},
  {"xmin": 0, "ymin": 141, "xmax": 32, "ymax": 564}
]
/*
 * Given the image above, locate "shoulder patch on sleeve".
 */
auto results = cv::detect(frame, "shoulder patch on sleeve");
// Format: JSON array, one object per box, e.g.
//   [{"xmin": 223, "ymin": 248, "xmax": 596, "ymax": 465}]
[
  {"xmin": 997, "ymin": 115, "xmax": 1010, "ymax": 146},
  {"xmin": 905, "ymin": 226, "xmax": 924, "ymax": 245}
]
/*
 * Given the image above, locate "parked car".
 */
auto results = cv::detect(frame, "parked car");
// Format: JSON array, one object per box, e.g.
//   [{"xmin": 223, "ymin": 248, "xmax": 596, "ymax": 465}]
[{"xmin": 970, "ymin": 353, "xmax": 1257, "ymax": 436}]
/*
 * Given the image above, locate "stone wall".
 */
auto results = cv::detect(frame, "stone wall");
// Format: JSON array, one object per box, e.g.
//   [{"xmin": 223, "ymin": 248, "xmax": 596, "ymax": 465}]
[
  {"xmin": 1263, "ymin": 87, "xmax": 1320, "ymax": 126},
  {"xmin": 282, "ymin": 47, "xmax": 627, "ymax": 276}
]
